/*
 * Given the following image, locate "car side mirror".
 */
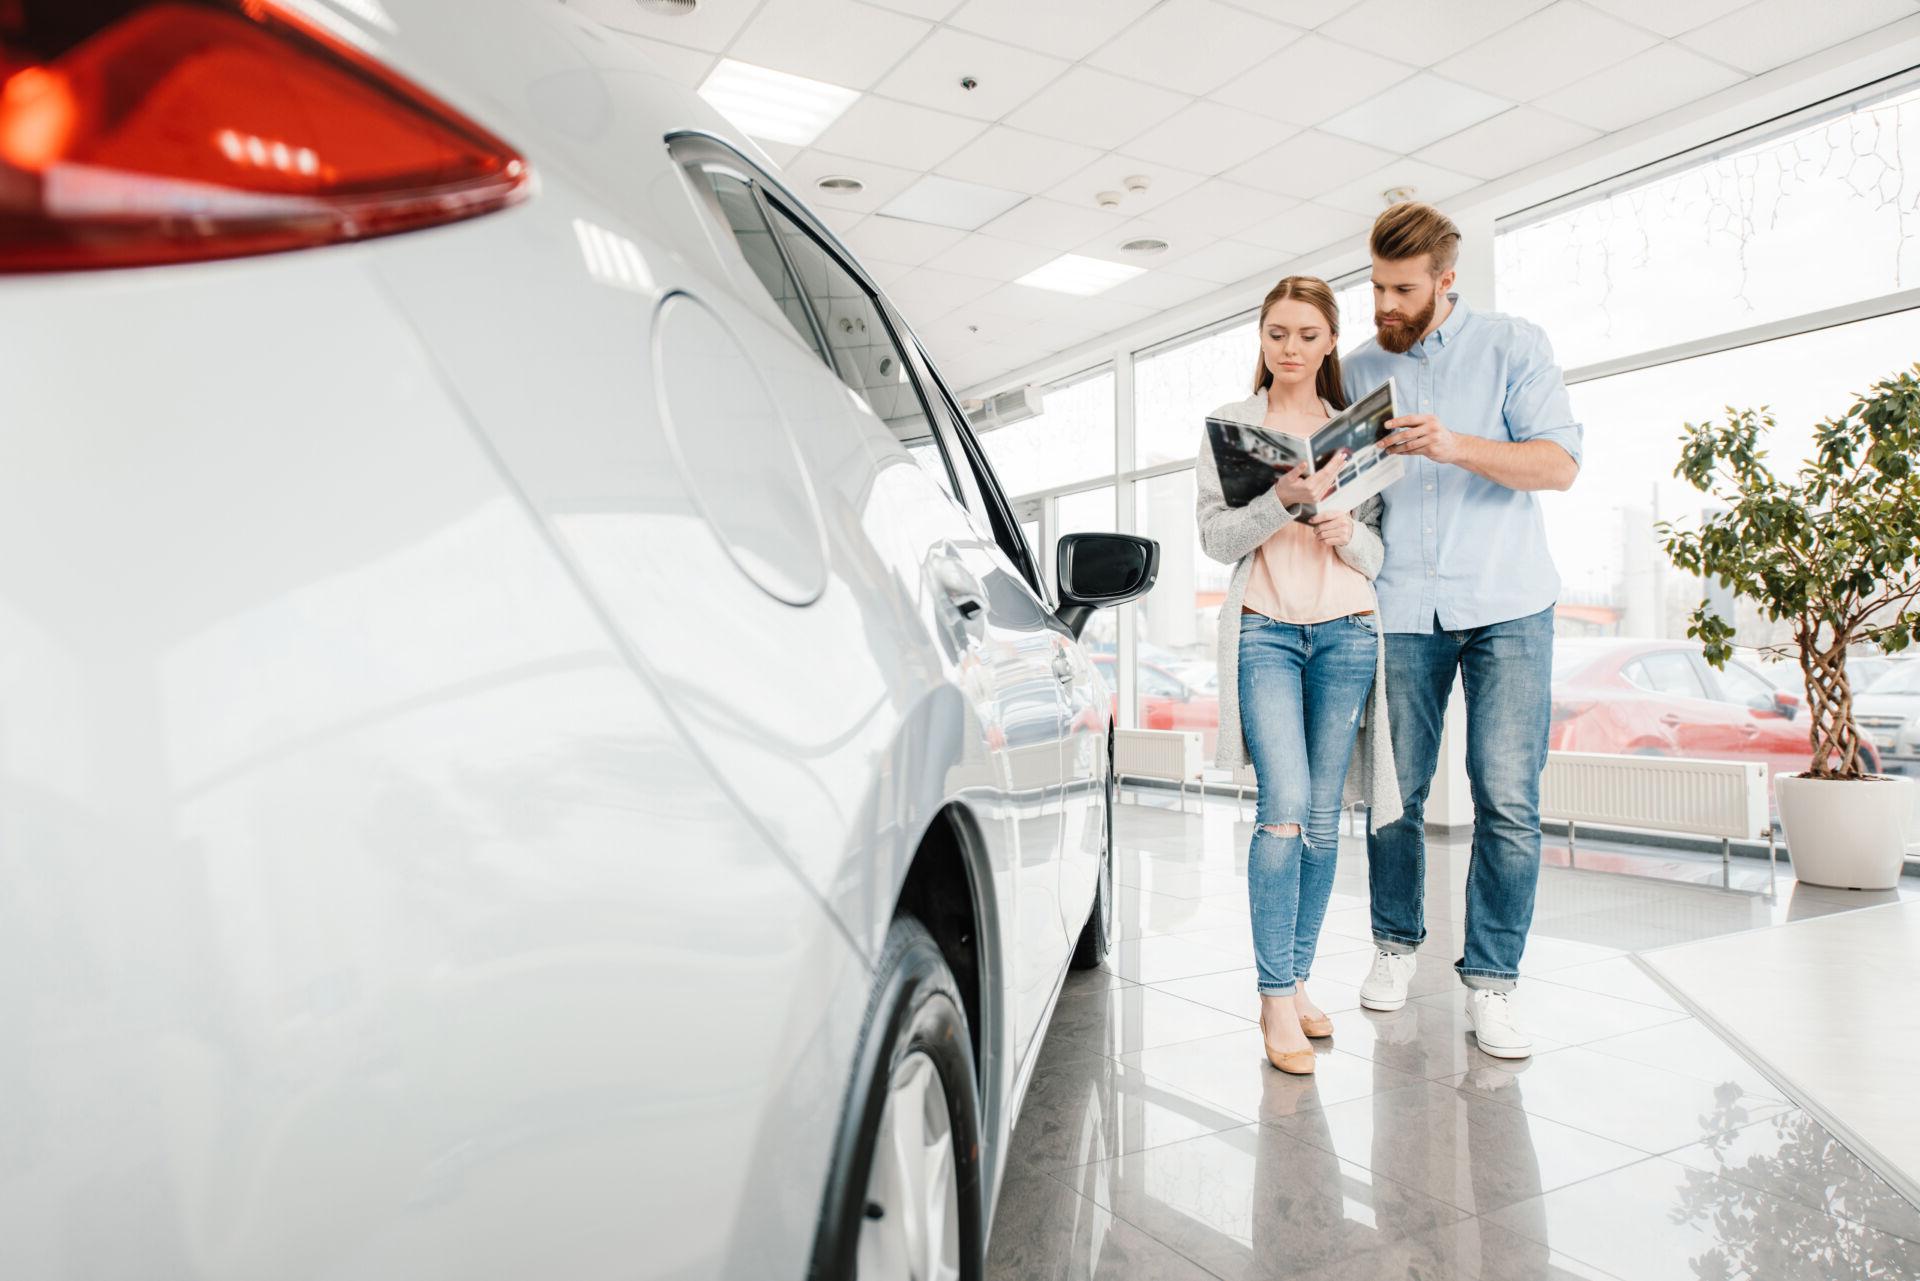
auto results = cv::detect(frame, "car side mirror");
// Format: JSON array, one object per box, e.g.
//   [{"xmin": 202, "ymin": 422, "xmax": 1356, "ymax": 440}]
[
  {"xmin": 1775, "ymin": 690, "xmax": 1801, "ymax": 721},
  {"xmin": 1057, "ymin": 533, "xmax": 1159, "ymax": 640}
]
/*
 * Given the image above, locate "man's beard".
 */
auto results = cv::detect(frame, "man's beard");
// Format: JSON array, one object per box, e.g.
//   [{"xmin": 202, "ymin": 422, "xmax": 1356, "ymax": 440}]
[{"xmin": 1375, "ymin": 292, "xmax": 1437, "ymax": 354}]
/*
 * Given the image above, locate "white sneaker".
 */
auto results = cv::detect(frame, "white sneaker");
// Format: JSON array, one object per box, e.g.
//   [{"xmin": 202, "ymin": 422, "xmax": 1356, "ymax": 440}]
[
  {"xmin": 1358, "ymin": 950, "xmax": 1417, "ymax": 1011},
  {"xmin": 1466, "ymin": 990, "xmax": 1533, "ymax": 1059}
]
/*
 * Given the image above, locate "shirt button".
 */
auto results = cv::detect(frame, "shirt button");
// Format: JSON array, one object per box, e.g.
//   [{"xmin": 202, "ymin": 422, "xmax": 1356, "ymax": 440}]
[
  {"xmin": 1425, "ymin": 483, "xmax": 1435, "ymax": 491},
  {"xmin": 1426, "ymin": 569, "xmax": 1436, "ymax": 577}
]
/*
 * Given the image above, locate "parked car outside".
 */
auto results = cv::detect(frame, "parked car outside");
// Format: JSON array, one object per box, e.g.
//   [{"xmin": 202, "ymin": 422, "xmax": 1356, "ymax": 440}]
[
  {"xmin": 1855, "ymin": 660, "xmax": 1920, "ymax": 775},
  {"xmin": 1093, "ymin": 655, "xmax": 1220, "ymax": 759}
]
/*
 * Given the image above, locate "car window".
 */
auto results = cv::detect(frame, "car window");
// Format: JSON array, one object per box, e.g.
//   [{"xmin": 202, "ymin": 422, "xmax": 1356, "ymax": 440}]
[
  {"xmin": 1868, "ymin": 662, "xmax": 1920, "ymax": 695},
  {"xmin": 1626, "ymin": 652, "xmax": 1709, "ymax": 699},
  {"xmin": 689, "ymin": 168, "xmax": 828, "ymax": 365},
  {"xmin": 1715, "ymin": 660, "xmax": 1777, "ymax": 705},
  {"xmin": 755, "ymin": 197, "xmax": 965, "ymax": 505}
]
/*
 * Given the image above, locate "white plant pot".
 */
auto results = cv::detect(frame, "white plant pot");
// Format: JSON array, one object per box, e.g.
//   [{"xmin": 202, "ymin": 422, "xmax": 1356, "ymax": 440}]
[{"xmin": 1776, "ymin": 772, "xmax": 1916, "ymax": 891}]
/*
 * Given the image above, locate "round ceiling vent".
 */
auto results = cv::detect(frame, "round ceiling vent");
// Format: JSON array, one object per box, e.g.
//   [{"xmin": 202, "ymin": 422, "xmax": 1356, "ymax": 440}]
[
  {"xmin": 634, "ymin": 0, "xmax": 698, "ymax": 15},
  {"xmin": 816, "ymin": 175, "xmax": 865, "ymax": 194},
  {"xmin": 1121, "ymin": 237, "xmax": 1170, "ymax": 255}
]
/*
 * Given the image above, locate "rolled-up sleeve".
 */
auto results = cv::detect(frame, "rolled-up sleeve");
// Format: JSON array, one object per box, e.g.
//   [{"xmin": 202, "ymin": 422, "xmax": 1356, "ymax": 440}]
[{"xmin": 1504, "ymin": 324, "xmax": 1583, "ymax": 468}]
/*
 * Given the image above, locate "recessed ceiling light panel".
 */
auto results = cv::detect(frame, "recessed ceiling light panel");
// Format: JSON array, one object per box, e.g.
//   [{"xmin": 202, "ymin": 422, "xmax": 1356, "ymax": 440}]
[
  {"xmin": 1016, "ymin": 253, "xmax": 1145, "ymax": 296},
  {"xmin": 697, "ymin": 58, "xmax": 859, "ymax": 147}
]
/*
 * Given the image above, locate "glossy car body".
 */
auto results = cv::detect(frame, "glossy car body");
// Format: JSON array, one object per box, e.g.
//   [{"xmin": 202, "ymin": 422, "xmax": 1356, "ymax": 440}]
[
  {"xmin": 0, "ymin": 2, "xmax": 1136, "ymax": 1276},
  {"xmin": 1856, "ymin": 661, "xmax": 1920, "ymax": 774}
]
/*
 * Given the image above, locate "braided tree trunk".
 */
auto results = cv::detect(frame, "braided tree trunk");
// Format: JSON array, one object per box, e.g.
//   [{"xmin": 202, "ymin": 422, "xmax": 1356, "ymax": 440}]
[{"xmin": 1797, "ymin": 626, "xmax": 1864, "ymax": 779}]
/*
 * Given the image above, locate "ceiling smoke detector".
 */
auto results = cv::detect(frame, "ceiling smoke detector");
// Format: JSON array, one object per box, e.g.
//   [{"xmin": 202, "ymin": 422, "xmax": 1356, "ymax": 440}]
[
  {"xmin": 1095, "ymin": 190, "xmax": 1124, "ymax": 209},
  {"xmin": 1382, "ymin": 185, "xmax": 1417, "ymax": 206},
  {"xmin": 634, "ymin": 0, "xmax": 699, "ymax": 14},
  {"xmin": 1122, "ymin": 174, "xmax": 1151, "ymax": 195},
  {"xmin": 817, "ymin": 175, "xmax": 864, "ymax": 194},
  {"xmin": 1120, "ymin": 237, "xmax": 1169, "ymax": 255}
]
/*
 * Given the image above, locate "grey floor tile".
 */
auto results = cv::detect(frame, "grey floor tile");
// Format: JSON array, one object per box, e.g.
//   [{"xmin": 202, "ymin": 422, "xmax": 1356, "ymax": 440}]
[
  {"xmin": 1527, "ymin": 955, "xmax": 1684, "ymax": 1010},
  {"xmin": 1101, "ymin": 934, "xmax": 1252, "ymax": 985},
  {"xmin": 1149, "ymin": 968, "xmax": 1361, "ymax": 1024},
  {"xmin": 1666, "ymin": 1109, "xmax": 1920, "ymax": 1244},
  {"xmin": 1443, "ymin": 1045, "xmax": 1792, "ymax": 1154},
  {"xmin": 1272, "ymin": 1079, "xmax": 1645, "ymax": 1216},
  {"xmin": 1272, "ymin": 1216, "xmax": 1626, "ymax": 1281},
  {"xmin": 1581, "ymin": 1018, "xmax": 1790, "ymax": 1104},
  {"xmin": 1486, "ymin": 1156, "xmax": 1920, "ymax": 1281},
  {"xmin": 1005, "ymin": 1053, "xmax": 1253, "ymax": 1175},
  {"xmin": 1414, "ymin": 981, "xmax": 1687, "ymax": 1049},
  {"xmin": 1113, "ymin": 887, "xmax": 1248, "ymax": 940},
  {"xmin": 1513, "ymin": 934, "xmax": 1626, "ymax": 974},
  {"xmin": 1118, "ymin": 1028, "xmax": 1423, "ymax": 1125},
  {"xmin": 1045, "ymin": 984, "xmax": 1252, "ymax": 1058},
  {"xmin": 1054, "ymin": 1123, "xmax": 1469, "ymax": 1280},
  {"xmin": 986, "ymin": 1173, "xmax": 1221, "ymax": 1281},
  {"xmin": 1326, "ymin": 1001, "xmax": 1569, "ymax": 1081},
  {"xmin": 1062, "ymin": 966, "xmax": 1138, "ymax": 996}
]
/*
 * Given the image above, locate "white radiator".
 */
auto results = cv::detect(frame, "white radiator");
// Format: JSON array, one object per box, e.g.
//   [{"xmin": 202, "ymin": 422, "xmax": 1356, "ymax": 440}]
[
  {"xmin": 1114, "ymin": 729, "xmax": 1202, "ymax": 783},
  {"xmin": 1540, "ymin": 752, "xmax": 1770, "ymax": 841}
]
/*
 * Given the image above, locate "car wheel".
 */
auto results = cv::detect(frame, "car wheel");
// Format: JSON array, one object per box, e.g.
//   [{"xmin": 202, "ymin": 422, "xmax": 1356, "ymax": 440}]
[
  {"xmin": 1069, "ymin": 734, "xmax": 1116, "ymax": 971},
  {"xmin": 810, "ymin": 914, "xmax": 982, "ymax": 1281}
]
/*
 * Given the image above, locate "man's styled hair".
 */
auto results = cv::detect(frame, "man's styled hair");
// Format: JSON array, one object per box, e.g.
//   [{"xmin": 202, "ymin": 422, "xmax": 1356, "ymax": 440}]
[{"xmin": 1370, "ymin": 201, "xmax": 1460, "ymax": 274}]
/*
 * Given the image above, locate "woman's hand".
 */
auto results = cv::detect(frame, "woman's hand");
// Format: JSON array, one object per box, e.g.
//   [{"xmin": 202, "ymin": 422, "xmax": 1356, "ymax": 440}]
[
  {"xmin": 1272, "ymin": 456, "xmax": 1341, "ymax": 509},
  {"xmin": 1308, "ymin": 511, "xmax": 1353, "ymax": 547}
]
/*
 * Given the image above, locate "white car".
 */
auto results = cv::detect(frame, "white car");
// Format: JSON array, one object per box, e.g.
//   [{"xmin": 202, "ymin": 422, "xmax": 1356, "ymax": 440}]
[{"xmin": 0, "ymin": 3, "xmax": 1158, "ymax": 1277}]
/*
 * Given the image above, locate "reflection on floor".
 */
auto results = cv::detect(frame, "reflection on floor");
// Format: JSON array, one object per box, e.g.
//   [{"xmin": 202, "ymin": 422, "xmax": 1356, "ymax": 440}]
[{"xmin": 988, "ymin": 795, "xmax": 1920, "ymax": 1281}]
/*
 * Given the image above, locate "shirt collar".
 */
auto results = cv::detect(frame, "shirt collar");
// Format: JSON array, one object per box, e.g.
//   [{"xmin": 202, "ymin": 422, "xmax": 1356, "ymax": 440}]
[{"xmin": 1423, "ymin": 292, "xmax": 1468, "ymax": 351}]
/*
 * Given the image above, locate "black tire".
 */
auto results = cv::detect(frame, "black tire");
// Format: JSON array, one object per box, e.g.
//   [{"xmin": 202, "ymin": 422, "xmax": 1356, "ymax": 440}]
[
  {"xmin": 809, "ymin": 914, "xmax": 984, "ymax": 1281},
  {"xmin": 1069, "ymin": 734, "xmax": 1117, "ymax": 971}
]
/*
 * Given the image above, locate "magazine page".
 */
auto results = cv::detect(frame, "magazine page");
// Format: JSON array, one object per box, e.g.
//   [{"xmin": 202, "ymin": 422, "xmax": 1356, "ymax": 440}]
[{"xmin": 1203, "ymin": 378, "xmax": 1404, "ymax": 515}]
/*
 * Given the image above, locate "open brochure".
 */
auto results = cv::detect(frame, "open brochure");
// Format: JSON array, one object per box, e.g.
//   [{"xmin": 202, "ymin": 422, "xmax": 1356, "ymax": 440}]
[{"xmin": 1205, "ymin": 378, "xmax": 1407, "ymax": 518}]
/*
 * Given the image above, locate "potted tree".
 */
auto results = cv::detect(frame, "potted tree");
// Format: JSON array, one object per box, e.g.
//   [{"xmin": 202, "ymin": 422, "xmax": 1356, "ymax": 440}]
[{"xmin": 1660, "ymin": 367, "xmax": 1920, "ymax": 890}]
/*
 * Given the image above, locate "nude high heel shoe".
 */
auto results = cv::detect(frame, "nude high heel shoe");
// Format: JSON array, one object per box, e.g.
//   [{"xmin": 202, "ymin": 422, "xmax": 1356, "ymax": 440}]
[
  {"xmin": 1299, "ymin": 1010, "xmax": 1334, "ymax": 1039},
  {"xmin": 1259, "ymin": 1009, "xmax": 1316, "ymax": 1075}
]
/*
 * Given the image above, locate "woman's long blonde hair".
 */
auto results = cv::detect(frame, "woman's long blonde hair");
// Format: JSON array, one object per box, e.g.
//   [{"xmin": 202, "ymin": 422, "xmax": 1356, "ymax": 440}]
[{"xmin": 1250, "ymin": 275, "xmax": 1348, "ymax": 411}]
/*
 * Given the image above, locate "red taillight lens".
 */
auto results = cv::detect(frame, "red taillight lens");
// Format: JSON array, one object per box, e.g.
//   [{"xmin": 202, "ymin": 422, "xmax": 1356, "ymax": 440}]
[{"xmin": 0, "ymin": 0, "xmax": 530, "ymax": 271}]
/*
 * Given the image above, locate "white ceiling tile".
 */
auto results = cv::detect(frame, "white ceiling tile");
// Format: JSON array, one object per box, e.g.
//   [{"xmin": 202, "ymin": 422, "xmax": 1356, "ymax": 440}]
[
  {"xmin": 1317, "ymin": 159, "xmax": 1478, "ymax": 216},
  {"xmin": 873, "ymin": 28, "xmax": 1070, "ymax": 121},
  {"xmin": 1533, "ymin": 43, "xmax": 1744, "ymax": 131},
  {"xmin": 1048, "ymin": 294, "xmax": 1159, "ymax": 330},
  {"xmin": 841, "ymin": 215, "xmax": 970, "ymax": 265},
  {"xmin": 1125, "ymin": 100, "xmax": 1298, "ymax": 175},
  {"xmin": 783, "ymin": 150, "xmax": 923, "ymax": 213},
  {"xmin": 1436, "ymin": 2, "xmax": 1661, "ymax": 102},
  {"xmin": 888, "ymin": 266, "xmax": 1003, "ymax": 315},
  {"xmin": 859, "ymin": 255, "xmax": 918, "ymax": 286},
  {"xmin": 1210, "ymin": 34, "xmax": 1416, "ymax": 125},
  {"xmin": 1070, "ymin": 215, "xmax": 1184, "ymax": 264},
  {"xmin": 1321, "ymin": 0, "xmax": 1556, "ymax": 66},
  {"xmin": 938, "ymin": 127, "xmax": 1105, "ymax": 194},
  {"xmin": 814, "ymin": 96, "xmax": 987, "ymax": 170},
  {"xmin": 947, "ymin": 0, "xmax": 1161, "ymax": 60},
  {"xmin": 861, "ymin": 0, "xmax": 965, "ymax": 18},
  {"xmin": 1124, "ymin": 179, "xmax": 1298, "ymax": 246},
  {"xmin": 1320, "ymin": 71, "xmax": 1509, "ymax": 151},
  {"xmin": 562, "ymin": 0, "xmax": 754, "ymax": 52},
  {"xmin": 1417, "ymin": 107, "xmax": 1600, "ymax": 179},
  {"xmin": 978, "ymin": 197, "xmax": 1129, "ymax": 250},
  {"xmin": 924, "ymin": 233, "xmax": 1059, "ymax": 279},
  {"xmin": 611, "ymin": 34, "xmax": 716, "ymax": 88},
  {"xmin": 1235, "ymin": 200, "xmax": 1372, "ymax": 253},
  {"xmin": 970, "ymin": 281, "xmax": 1092, "ymax": 321},
  {"xmin": 726, "ymin": 0, "xmax": 932, "ymax": 90},
  {"xmin": 1226, "ymin": 129, "xmax": 1397, "ymax": 199},
  {"xmin": 1087, "ymin": 0, "xmax": 1305, "ymax": 96},
  {"xmin": 1579, "ymin": 0, "xmax": 1750, "ymax": 36},
  {"xmin": 1217, "ymin": 0, "xmax": 1367, "ymax": 26},
  {"xmin": 1006, "ymin": 66, "xmax": 1194, "ymax": 151},
  {"xmin": 1103, "ymin": 270, "xmax": 1225, "ymax": 311},
  {"xmin": 1047, "ymin": 153, "xmax": 1210, "ymax": 217},
  {"xmin": 920, "ymin": 309, "xmax": 1028, "ymax": 348},
  {"xmin": 1167, "ymin": 238, "xmax": 1289, "ymax": 284},
  {"xmin": 1675, "ymin": 0, "xmax": 1915, "ymax": 74},
  {"xmin": 756, "ymin": 140, "xmax": 803, "ymax": 169},
  {"xmin": 880, "ymin": 174, "xmax": 1027, "ymax": 230}
]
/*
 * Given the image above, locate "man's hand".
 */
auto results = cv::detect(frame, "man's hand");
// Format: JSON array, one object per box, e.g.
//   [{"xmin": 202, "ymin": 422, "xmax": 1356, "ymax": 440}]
[
  {"xmin": 1308, "ymin": 511, "xmax": 1353, "ymax": 547},
  {"xmin": 1382, "ymin": 414, "xmax": 1463, "ymax": 465}
]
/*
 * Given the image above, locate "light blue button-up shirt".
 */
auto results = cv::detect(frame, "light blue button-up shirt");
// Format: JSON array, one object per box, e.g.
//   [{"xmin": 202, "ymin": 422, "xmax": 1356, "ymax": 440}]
[{"xmin": 1342, "ymin": 293, "xmax": 1583, "ymax": 634}]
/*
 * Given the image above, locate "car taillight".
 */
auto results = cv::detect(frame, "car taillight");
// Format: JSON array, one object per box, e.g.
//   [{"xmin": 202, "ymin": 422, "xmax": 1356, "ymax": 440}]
[{"xmin": 0, "ymin": 0, "xmax": 529, "ymax": 272}]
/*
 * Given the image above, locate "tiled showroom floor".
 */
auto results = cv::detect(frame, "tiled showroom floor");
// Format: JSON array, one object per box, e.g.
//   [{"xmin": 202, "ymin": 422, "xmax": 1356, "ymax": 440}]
[{"xmin": 986, "ymin": 794, "xmax": 1920, "ymax": 1281}]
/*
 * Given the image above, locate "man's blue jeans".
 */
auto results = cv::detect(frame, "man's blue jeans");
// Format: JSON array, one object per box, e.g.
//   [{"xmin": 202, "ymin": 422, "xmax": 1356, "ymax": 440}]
[
  {"xmin": 1239, "ymin": 612, "xmax": 1378, "ymax": 996},
  {"xmin": 1366, "ymin": 607, "xmax": 1555, "ymax": 991}
]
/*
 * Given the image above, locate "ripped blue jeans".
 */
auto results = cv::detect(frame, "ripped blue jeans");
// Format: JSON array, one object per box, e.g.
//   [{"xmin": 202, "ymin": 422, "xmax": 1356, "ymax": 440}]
[{"xmin": 1238, "ymin": 611, "xmax": 1378, "ymax": 996}]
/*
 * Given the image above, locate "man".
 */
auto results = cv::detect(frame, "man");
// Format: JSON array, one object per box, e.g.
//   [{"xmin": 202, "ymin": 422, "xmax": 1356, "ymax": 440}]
[{"xmin": 1341, "ymin": 202, "xmax": 1582, "ymax": 1059}]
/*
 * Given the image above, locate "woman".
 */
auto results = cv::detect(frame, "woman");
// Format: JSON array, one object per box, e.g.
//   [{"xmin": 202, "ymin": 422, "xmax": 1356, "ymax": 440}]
[{"xmin": 1195, "ymin": 275, "xmax": 1401, "ymax": 1075}]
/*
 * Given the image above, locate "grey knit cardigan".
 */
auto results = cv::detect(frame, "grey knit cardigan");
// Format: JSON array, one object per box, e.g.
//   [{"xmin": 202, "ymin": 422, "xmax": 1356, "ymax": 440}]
[{"xmin": 1196, "ymin": 391, "xmax": 1404, "ymax": 832}]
